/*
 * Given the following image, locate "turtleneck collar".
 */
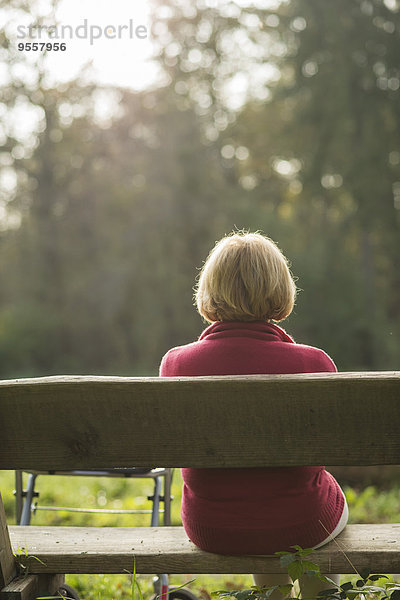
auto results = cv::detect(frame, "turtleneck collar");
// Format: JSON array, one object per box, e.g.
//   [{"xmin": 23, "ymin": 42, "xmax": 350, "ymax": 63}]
[{"xmin": 199, "ymin": 320, "xmax": 295, "ymax": 344}]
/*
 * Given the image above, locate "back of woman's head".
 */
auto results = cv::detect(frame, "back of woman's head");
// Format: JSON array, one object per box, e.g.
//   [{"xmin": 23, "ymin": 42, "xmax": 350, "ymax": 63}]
[{"xmin": 195, "ymin": 232, "xmax": 296, "ymax": 323}]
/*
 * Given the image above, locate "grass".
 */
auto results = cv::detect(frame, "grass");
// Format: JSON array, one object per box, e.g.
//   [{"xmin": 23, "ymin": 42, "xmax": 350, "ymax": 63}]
[
  {"xmin": 1, "ymin": 469, "xmax": 400, "ymax": 599},
  {"xmin": 0, "ymin": 469, "xmax": 252, "ymax": 598}
]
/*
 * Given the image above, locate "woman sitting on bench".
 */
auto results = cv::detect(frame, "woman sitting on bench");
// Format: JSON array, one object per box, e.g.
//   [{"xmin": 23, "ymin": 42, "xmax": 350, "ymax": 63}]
[{"xmin": 160, "ymin": 231, "xmax": 348, "ymax": 598}]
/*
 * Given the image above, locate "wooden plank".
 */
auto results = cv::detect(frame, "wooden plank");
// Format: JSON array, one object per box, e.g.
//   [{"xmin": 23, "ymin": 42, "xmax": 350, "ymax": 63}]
[
  {"xmin": 8, "ymin": 524, "xmax": 400, "ymax": 574},
  {"xmin": 0, "ymin": 373, "xmax": 400, "ymax": 470},
  {"xmin": 0, "ymin": 575, "xmax": 64, "ymax": 600},
  {"xmin": 0, "ymin": 494, "xmax": 16, "ymax": 589},
  {"xmin": 0, "ymin": 573, "xmax": 64, "ymax": 600},
  {"xmin": 0, "ymin": 575, "xmax": 38, "ymax": 600}
]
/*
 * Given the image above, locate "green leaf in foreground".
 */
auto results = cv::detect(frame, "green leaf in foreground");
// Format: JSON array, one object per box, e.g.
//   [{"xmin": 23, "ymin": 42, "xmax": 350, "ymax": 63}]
[
  {"xmin": 287, "ymin": 559, "xmax": 305, "ymax": 582},
  {"xmin": 279, "ymin": 553, "xmax": 298, "ymax": 568}
]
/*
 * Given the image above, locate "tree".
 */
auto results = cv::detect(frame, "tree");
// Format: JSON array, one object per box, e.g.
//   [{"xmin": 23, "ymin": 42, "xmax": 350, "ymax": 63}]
[{"xmin": 151, "ymin": 0, "xmax": 400, "ymax": 368}]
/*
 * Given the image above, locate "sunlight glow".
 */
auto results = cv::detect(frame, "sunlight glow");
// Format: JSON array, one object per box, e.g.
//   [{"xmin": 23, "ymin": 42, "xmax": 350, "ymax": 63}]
[{"xmin": 8, "ymin": 0, "xmax": 159, "ymax": 90}]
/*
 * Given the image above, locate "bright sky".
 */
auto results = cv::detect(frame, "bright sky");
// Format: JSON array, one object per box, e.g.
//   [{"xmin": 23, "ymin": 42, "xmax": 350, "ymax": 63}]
[
  {"xmin": 0, "ymin": 0, "xmax": 158, "ymax": 216},
  {"xmin": 18, "ymin": 0, "xmax": 158, "ymax": 90},
  {"xmin": 2, "ymin": 0, "xmax": 284, "ymax": 94},
  {"xmin": 7, "ymin": 0, "xmax": 281, "ymax": 91}
]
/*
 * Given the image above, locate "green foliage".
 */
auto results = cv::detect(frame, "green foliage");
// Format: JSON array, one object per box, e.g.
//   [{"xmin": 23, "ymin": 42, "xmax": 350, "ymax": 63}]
[
  {"xmin": 2, "ymin": 470, "xmax": 400, "ymax": 599},
  {"xmin": 345, "ymin": 486, "xmax": 400, "ymax": 524},
  {"xmin": 150, "ymin": 0, "xmax": 400, "ymax": 370},
  {"xmin": 275, "ymin": 546, "xmax": 324, "ymax": 584},
  {"xmin": 0, "ymin": 0, "xmax": 399, "ymax": 377},
  {"xmin": 0, "ymin": 470, "xmax": 183, "ymax": 527},
  {"xmin": 213, "ymin": 547, "xmax": 400, "ymax": 600}
]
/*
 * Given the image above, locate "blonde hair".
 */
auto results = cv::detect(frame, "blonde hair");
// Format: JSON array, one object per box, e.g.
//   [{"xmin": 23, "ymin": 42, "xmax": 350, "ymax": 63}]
[{"xmin": 195, "ymin": 232, "xmax": 296, "ymax": 323}]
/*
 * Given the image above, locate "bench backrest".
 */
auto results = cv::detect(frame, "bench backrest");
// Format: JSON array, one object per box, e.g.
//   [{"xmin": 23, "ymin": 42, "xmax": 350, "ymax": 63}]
[{"xmin": 0, "ymin": 372, "xmax": 399, "ymax": 470}]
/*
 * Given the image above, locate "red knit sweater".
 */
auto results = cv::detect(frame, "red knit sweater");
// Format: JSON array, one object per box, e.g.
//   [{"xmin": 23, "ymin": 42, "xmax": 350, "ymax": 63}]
[{"xmin": 159, "ymin": 321, "xmax": 345, "ymax": 555}]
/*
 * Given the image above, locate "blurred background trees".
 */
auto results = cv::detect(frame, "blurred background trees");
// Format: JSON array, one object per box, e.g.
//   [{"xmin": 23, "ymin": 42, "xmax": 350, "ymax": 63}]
[{"xmin": 0, "ymin": 0, "xmax": 399, "ymax": 377}]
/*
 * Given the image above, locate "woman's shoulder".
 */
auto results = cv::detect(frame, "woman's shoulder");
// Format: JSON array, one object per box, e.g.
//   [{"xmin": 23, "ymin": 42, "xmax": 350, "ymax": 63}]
[
  {"xmin": 287, "ymin": 342, "xmax": 337, "ymax": 372},
  {"xmin": 159, "ymin": 340, "xmax": 201, "ymax": 376}
]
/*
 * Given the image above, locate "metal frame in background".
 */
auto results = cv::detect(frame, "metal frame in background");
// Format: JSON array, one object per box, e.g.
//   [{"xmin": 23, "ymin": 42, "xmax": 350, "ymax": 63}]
[
  {"xmin": 15, "ymin": 467, "xmax": 172, "ymax": 526},
  {"xmin": 14, "ymin": 467, "xmax": 174, "ymax": 600}
]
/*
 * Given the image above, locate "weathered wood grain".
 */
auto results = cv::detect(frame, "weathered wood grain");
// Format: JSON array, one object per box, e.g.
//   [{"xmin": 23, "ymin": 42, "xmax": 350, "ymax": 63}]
[
  {"xmin": 8, "ymin": 524, "xmax": 400, "ymax": 575},
  {"xmin": 0, "ymin": 574, "xmax": 65, "ymax": 600},
  {"xmin": 0, "ymin": 574, "xmax": 38, "ymax": 600},
  {"xmin": 0, "ymin": 493, "xmax": 16, "ymax": 589},
  {"xmin": 0, "ymin": 373, "xmax": 399, "ymax": 470}
]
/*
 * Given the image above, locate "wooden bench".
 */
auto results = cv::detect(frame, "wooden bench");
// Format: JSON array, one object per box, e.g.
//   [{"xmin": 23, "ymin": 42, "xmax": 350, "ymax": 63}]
[{"xmin": 1, "ymin": 372, "xmax": 400, "ymax": 599}]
